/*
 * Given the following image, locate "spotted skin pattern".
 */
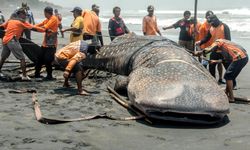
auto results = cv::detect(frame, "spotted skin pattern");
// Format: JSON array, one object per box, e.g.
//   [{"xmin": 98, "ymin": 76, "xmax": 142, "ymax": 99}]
[{"xmin": 83, "ymin": 33, "xmax": 229, "ymax": 123}]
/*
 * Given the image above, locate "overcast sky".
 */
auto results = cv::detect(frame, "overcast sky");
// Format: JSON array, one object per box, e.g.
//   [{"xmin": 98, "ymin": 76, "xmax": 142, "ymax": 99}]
[{"xmin": 41, "ymin": 0, "xmax": 250, "ymax": 11}]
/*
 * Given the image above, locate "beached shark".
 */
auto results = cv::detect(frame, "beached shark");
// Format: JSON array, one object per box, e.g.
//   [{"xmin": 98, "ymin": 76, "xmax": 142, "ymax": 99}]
[{"xmin": 83, "ymin": 33, "xmax": 230, "ymax": 124}]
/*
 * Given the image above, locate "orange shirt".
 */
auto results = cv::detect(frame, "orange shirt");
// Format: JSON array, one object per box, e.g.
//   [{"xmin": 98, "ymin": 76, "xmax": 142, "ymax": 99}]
[
  {"xmin": 209, "ymin": 24, "xmax": 225, "ymax": 44},
  {"xmin": 205, "ymin": 39, "xmax": 247, "ymax": 62},
  {"xmin": 55, "ymin": 40, "xmax": 85, "ymax": 71},
  {"xmin": 82, "ymin": 10, "xmax": 101, "ymax": 35},
  {"xmin": 36, "ymin": 15, "xmax": 58, "ymax": 47},
  {"xmin": 189, "ymin": 21, "xmax": 201, "ymax": 42},
  {"xmin": 142, "ymin": 15, "xmax": 159, "ymax": 35},
  {"xmin": 0, "ymin": 20, "xmax": 44, "ymax": 45},
  {"xmin": 199, "ymin": 20, "xmax": 213, "ymax": 49}
]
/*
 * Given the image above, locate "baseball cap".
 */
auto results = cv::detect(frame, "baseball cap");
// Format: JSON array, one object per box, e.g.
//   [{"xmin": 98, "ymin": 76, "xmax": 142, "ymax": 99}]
[
  {"xmin": 70, "ymin": 7, "xmax": 82, "ymax": 12},
  {"xmin": 92, "ymin": 4, "xmax": 100, "ymax": 9}
]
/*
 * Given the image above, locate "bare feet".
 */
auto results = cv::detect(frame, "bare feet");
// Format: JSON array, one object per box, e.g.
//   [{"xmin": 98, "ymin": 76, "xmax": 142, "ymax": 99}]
[{"xmin": 78, "ymin": 90, "xmax": 90, "ymax": 96}]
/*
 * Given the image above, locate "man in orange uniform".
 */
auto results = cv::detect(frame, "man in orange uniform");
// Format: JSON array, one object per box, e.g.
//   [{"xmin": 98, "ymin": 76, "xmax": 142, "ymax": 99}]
[
  {"xmin": 55, "ymin": 40, "xmax": 97, "ymax": 95},
  {"xmin": 35, "ymin": 6, "xmax": 58, "ymax": 80},
  {"xmin": 195, "ymin": 39, "xmax": 248, "ymax": 102},
  {"xmin": 197, "ymin": 15, "xmax": 231, "ymax": 85},
  {"xmin": 82, "ymin": 4, "xmax": 103, "ymax": 46},
  {"xmin": 142, "ymin": 5, "xmax": 161, "ymax": 36},
  {"xmin": 0, "ymin": 8, "xmax": 45, "ymax": 80},
  {"xmin": 199, "ymin": 11, "xmax": 214, "ymax": 49}
]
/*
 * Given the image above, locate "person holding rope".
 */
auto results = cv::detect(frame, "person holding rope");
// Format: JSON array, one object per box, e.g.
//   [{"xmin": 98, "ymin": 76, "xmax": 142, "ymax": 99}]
[
  {"xmin": 55, "ymin": 40, "xmax": 99, "ymax": 95},
  {"xmin": 62, "ymin": 7, "xmax": 83, "ymax": 42},
  {"xmin": 194, "ymin": 39, "xmax": 248, "ymax": 102},
  {"xmin": 35, "ymin": 6, "xmax": 58, "ymax": 80},
  {"xmin": 0, "ymin": 8, "xmax": 45, "ymax": 81},
  {"xmin": 82, "ymin": 4, "xmax": 104, "ymax": 46}
]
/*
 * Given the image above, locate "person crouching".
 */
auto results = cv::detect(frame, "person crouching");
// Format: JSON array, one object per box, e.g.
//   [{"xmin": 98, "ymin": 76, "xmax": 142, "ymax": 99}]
[{"xmin": 55, "ymin": 40, "xmax": 96, "ymax": 95}]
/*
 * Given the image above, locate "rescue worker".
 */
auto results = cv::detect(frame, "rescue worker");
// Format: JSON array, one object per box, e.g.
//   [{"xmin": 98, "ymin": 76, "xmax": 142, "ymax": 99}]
[
  {"xmin": 108, "ymin": 6, "xmax": 130, "ymax": 41},
  {"xmin": 163, "ymin": 11, "xmax": 192, "ymax": 50},
  {"xmin": 197, "ymin": 11, "xmax": 214, "ymax": 68},
  {"xmin": 142, "ymin": 5, "xmax": 161, "ymax": 36},
  {"xmin": 194, "ymin": 39, "xmax": 248, "ymax": 102},
  {"xmin": 35, "ymin": 6, "xmax": 58, "ymax": 80},
  {"xmin": 0, "ymin": 8, "xmax": 45, "ymax": 80},
  {"xmin": 62, "ymin": 7, "xmax": 83, "ymax": 42},
  {"xmin": 55, "ymin": 40, "xmax": 97, "ymax": 95},
  {"xmin": 82, "ymin": 4, "xmax": 103, "ymax": 46},
  {"xmin": 199, "ymin": 11, "xmax": 214, "ymax": 49},
  {"xmin": 196, "ymin": 14, "xmax": 231, "ymax": 85},
  {"xmin": 54, "ymin": 9, "xmax": 64, "ymax": 38}
]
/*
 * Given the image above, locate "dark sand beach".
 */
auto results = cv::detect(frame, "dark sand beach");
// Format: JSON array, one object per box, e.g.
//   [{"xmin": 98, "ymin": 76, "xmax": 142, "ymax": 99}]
[{"xmin": 0, "ymin": 31, "xmax": 250, "ymax": 150}]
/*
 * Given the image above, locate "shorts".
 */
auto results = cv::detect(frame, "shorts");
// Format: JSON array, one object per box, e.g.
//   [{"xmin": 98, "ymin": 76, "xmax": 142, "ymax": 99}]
[
  {"xmin": 1, "ymin": 39, "xmax": 25, "ymax": 60},
  {"xmin": 224, "ymin": 57, "xmax": 248, "ymax": 80},
  {"xmin": 55, "ymin": 58, "xmax": 83, "ymax": 73}
]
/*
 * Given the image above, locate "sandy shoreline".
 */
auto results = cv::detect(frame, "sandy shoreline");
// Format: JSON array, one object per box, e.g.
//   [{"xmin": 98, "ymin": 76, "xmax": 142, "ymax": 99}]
[{"xmin": 0, "ymin": 31, "xmax": 250, "ymax": 150}]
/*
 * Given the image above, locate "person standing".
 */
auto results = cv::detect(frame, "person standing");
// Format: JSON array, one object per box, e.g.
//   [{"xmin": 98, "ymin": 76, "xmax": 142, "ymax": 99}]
[
  {"xmin": 21, "ymin": 3, "xmax": 35, "ymax": 40},
  {"xmin": 82, "ymin": 4, "xmax": 103, "ymax": 46},
  {"xmin": 62, "ymin": 7, "xmax": 83, "ymax": 43},
  {"xmin": 108, "ymin": 6, "xmax": 129, "ymax": 41},
  {"xmin": 196, "ymin": 14, "xmax": 231, "ymax": 85},
  {"xmin": 163, "ymin": 11, "xmax": 193, "ymax": 50},
  {"xmin": 35, "ymin": 6, "xmax": 58, "ymax": 80},
  {"xmin": 0, "ymin": 8, "xmax": 45, "ymax": 80},
  {"xmin": 142, "ymin": 5, "xmax": 161, "ymax": 36},
  {"xmin": 54, "ymin": 9, "xmax": 64, "ymax": 38},
  {"xmin": 194, "ymin": 39, "xmax": 248, "ymax": 102}
]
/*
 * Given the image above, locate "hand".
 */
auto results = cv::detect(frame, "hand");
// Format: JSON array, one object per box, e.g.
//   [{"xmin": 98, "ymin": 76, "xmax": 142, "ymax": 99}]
[
  {"xmin": 209, "ymin": 60, "xmax": 222, "ymax": 64},
  {"xmin": 63, "ymin": 70, "xmax": 70, "ymax": 78},
  {"xmin": 193, "ymin": 51, "xmax": 203, "ymax": 56},
  {"xmin": 195, "ymin": 41, "xmax": 201, "ymax": 46},
  {"xmin": 162, "ymin": 27, "xmax": 167, "ymax": 30}
]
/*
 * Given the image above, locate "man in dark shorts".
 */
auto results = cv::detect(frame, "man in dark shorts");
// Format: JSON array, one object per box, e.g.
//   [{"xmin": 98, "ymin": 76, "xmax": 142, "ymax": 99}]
[
  {"xmin": 163, "ymin": 10, "xmax": 193, "ymax": 50},
  {"xmin": 55, "ymin": 40, "xmax": 97, "ymax": 95},
  {"xmin": 195, "ymin": 39, "xmax": 248, "ymax": 102}
]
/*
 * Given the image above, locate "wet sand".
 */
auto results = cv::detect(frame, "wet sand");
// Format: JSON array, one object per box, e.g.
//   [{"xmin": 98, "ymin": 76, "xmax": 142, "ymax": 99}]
[{"xmin": 0, "ymin": 32, "xmax": 250, "ymax": 150}]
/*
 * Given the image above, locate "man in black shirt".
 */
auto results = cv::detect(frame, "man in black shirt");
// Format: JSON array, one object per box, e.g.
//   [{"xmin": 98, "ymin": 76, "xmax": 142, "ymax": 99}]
[
  {"xmin": 163, "ymin": 10, "xmax": 193, "ymax": 50},
  {"xmin": 108, "ymin": 6, "xmax": 129, "ymax": 41}
]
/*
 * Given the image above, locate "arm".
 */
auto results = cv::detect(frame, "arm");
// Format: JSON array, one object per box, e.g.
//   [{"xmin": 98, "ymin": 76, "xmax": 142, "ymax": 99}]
[
  {"xmin": 108, "ymin": 19, "xmax": 115, "ymax": 41},
  {"xmin": 163, "ymin": 20, "xmax": 180, "ymax": 30},
  {"xmin": 122, "ymin": 19, "xmax": 130, "ymax": 34},
  {"xmin": 155, "ymin": 17, "xmax": 162, "ymax": 36},
  {"xmin": 203, "ymin": 43, "xmax": 218, "ymax": 55},
  {"xmin": 142, "ymin": 17, "xmax": 147, "ymax": 35},
  {"xmin": 97, "ymin": 31, "xmax": 104, "ymax": 46},
  {"xmin": 65, "ymin": 52, "xmax": 85, "ymax": 72},
  {"xmin": 199, "ymin": 31, "xmax": 212, "ymax": 46}
]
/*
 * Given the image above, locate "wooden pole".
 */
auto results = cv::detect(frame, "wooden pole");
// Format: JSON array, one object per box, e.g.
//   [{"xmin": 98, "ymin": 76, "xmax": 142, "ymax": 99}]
[{"xmin": 193, "ymin": 0, "xmax": 198, "ymax": 51}]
